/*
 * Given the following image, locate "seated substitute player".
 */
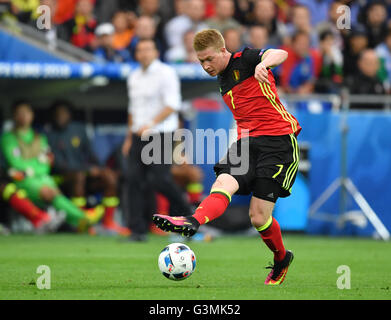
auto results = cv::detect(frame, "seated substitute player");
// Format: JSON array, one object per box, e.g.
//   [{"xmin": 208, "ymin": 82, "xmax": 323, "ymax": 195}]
[
  {"xmin": 153, "ymin": 29, "xmax": 301, "ymax": 285},
  {"xmin": 44, "ymin": 101, "xmax": 130, "ymax": 236},
  {"xmin": 0, "ymin": 101, "xmax": 104, "ymax": 232},
  {"xmin": 0, "ymin": 159, "xmax": 64, "ymax": 232}
]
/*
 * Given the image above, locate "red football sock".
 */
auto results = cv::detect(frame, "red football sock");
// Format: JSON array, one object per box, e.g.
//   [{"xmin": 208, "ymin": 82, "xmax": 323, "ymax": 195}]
[
  {"xmin": 8, "ymin": 193, "xmax": 48, "ymax": 227},
  {"xmin": 192, "ymin": 191, "xmax": 230, "ymax": 225},
  {"xmin": 103, "ymin": 206, "xmax": 115, "ymax": 225},
  {"xmin": 258, "ymin": 217, "xmax": 286, "ymax": 262},
  {"xmin": 102, "ymin": 197, "xmax": 120, "ymax": 225}
]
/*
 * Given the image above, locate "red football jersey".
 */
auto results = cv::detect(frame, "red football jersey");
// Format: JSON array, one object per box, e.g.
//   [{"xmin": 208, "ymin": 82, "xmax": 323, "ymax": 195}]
[{"xmin": 218, "ymin": 48, "xmax": 302, "ymax": 139}]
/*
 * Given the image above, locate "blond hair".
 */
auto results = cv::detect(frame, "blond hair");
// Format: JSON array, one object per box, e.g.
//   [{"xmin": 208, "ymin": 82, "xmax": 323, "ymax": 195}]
[{"xmin": 193, "ymin": 29, "xmax": 225, "ymax": 52}]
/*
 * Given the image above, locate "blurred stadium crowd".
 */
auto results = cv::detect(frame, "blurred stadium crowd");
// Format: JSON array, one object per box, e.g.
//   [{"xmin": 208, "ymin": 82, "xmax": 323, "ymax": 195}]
[
  {"xmin": 0, "ymin": 0, "xmax": 391, "ymax": 238},
  {"xmin": 1, "ymin": 0, "xmax": 391, "ymax": 97}
]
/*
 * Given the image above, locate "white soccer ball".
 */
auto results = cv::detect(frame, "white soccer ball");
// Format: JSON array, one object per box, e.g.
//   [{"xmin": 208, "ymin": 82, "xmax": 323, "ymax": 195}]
[{"xmin": 158, "ymin": 243, "xmax": 196, "ymax": 281}]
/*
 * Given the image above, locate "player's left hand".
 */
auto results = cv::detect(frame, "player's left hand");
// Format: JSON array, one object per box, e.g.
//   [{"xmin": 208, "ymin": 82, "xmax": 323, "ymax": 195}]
[{"xmin": 254, "ymin": 63, "xmax": 271, "ymax": 85}]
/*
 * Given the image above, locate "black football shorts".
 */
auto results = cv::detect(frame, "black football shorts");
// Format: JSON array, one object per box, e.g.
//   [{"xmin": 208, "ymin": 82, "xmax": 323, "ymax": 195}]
[{"xmin": 214, "ymin": 133, "xmax": 300, "ymax": 202}]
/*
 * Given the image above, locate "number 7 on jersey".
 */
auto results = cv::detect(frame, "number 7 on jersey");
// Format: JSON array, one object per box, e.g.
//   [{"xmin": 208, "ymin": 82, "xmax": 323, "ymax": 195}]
[{"xmin": 227, "ymin": 89, "xmax": 236, "ymax": 109}]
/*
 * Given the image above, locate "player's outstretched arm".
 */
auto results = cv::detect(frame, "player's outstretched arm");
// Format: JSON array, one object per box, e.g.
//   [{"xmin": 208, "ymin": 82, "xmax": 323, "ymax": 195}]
[{"xmin": 254, "ymin": 49, "xmax": 288, "ymax": 84}]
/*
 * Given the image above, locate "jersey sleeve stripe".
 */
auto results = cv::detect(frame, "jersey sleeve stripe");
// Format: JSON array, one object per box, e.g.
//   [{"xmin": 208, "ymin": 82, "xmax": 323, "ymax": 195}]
[
  {"xmin": 262, "ymin": 83, "xmax": 298, "ymax": 133},
  {"xmin": 259, "ymin": 49, "xmax": 269, "ymax": 61},
  {"xmin": 264, "ymin": 83, "xmax": 299, "ymax": 133},
  {"xmin": 259, "ymin": 82, "xmax": 289, "ymax": 125},
  {"xmin": 258, "ymin": 82, "xmax": 297, "ymax": 133}
]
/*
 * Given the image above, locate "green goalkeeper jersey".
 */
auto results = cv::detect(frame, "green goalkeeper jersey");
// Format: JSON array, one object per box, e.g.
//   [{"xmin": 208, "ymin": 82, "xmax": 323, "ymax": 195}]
[{"xmin": 0, "ymin": 128, "xmax": 51, "ymax": 177}]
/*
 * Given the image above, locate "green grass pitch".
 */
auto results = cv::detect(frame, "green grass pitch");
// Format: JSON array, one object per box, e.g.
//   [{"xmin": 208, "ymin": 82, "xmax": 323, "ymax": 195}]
[{"xmin": 0, "ymin": 233, "xmax": 390, "ymax": 300}]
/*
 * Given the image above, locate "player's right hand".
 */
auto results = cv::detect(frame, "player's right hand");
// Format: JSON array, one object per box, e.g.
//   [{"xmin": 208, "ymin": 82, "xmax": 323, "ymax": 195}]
[{"xmin": 254, "ymin": 63, "xmax": 271, "ymax": 85}]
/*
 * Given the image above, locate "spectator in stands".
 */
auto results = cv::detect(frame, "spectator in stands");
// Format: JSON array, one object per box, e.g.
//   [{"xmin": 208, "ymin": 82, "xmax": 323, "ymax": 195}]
[
  {"xmin": 111, "ymin": 10, "xmax": 134, "ymax": 51},
  {"xmin": 0, "ymin": 0, "xmax": 11, "ymax": 19},
  {"xmin": 295, "ymin": 0, "xmax": 331, "ymax": 27},
  {"xmin": 94, "ymin": 0, "xmax": 123, "ymax": 24},
  {"xmin": 285, "ymin": 4, "xmax": 318, "ymax": 47},
  {"xmin": 232, "ymin": 0, "xmax": 252, "ymax": 25},
  {"xmin": 346, "ymin": 49, "xmax": 386, "ymax": 109},
  {"xmin": 251, "ymin": 0, "xmax": 287, "ymax": 47},
  {"xmin": 93, "ymin": 23, "xmax": 131, "ymax": 63},
  {"xmin": 363, "ymin": 1, "xmax": 390, "ymax": 48},
  {"xmin": 274, "ymin": 0, "xmax": 297, "ymax": 23},
  {"xmin": 233, "ymin": 0, "xmax": 293, "ymax": 26},
  {"xmin": 165, "ymin": 28, "xmax": 198, "ymax": 63},
  {"xmin": 343, "ymin": 25, "xmax": 369, "ymax": 79},
  {"xmin": 164, "ymin": 0, "xmax": 208, "ymax": 56},
  {"xmin": 52, "ymin": 0, "xmax": 77, "ymax": 24},
  {"xmin": 137, "ymin": 0, "xmax": 160, "ymax": 17},
  {"xmin": 61, "ymin": 0, "xmax": 97, "ymax": 52},
  {"xmin": 10, "ymin": 0, "xmax": 39, "ymax": 24},
  {"xmin": 340, "ymin": 0, "xmax": 362, "ymax": 27},
  {"xmin": 172, "ymin": 0, "xmax": 186, "ymax": 18},
  {"xmin": 279, "ymin": 31, "xmax": 322, "ymax": 94},
  {"xmin": 0, "ymin": 0, "xmax": 12, "ymax": 27},
  {"xmin": 136, "ymin": 0, "xmax": 167, "ymax": 57},
  {"xmin": 247, "ymin": 25, "xmax": 270, "ymax": 50},
  {"xmin": 316, "ymin": 0, "xmax": 345, "ymax": 51},
  {"xmin": 223, "ymin": 27, "xmax": 243, "ymax": 53},
  {"xmin": 0, "ymin": 101, "xmax": 104, "ymax": 231},
  {"xmin": 122, "ymin": 39, "xmax": 193, "ymax": 241},
  {"xmin": 127, "ymin": 15, "xmax": 164, "ymax": 61},
  {"xmin": 375, "ymin": 28, "xmax": 391, "ymax": 93},
  {"xmin": 44, "ymin": 101, "xmax": 130, "ymax": 236},
  {"xmin": 206, "ymin": 0, "xmax": 241, "ymax": 33},
  {"xmin": 203, "ymin": 0, "xmax": 217, "ymax": 18},
  {"xmin": 315, "ymin": 29, "xmax": 343, "ymax": 93}
]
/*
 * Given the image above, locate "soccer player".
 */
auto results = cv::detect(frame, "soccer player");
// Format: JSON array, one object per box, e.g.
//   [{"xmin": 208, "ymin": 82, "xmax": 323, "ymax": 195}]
[
  {"xmin": 45, "ymin": 101, "xmax": 130, "ymax": 236},
  {"xmin": 0, "ymin": 174, "xmax": 64, "ymax": 232},
  {"xmin": 0, "ymin": 101, "xmax": 104, "ymax": 232},
  {"xmin": 153, "ymin": 29, "xmax": 301, "ymax": 285}
]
